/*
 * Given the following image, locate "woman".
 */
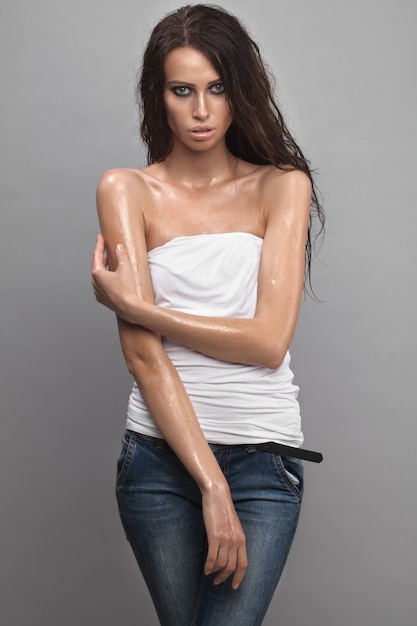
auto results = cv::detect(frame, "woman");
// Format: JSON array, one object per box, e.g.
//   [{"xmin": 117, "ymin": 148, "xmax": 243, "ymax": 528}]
[{"xmin": 92, "ymin": 5, "xmax": 324, "ymax": 625}]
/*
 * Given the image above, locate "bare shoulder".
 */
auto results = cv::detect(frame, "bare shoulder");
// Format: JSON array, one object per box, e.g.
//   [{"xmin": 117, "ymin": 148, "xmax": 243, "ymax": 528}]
[
  {"xmin": 235, "ymin": 161, "xmax": 311, "ymax": 198},
  {"xmin": 261, "ymin": 166, "xmax": 311, "ymax": 194},
  {"xmin": 95, "ymin": 168, "xmax": 156, "ymax": 232},
  {"xmin": 97, "ymin": 167, "xmax": 149, "ymax": 200},
  {"xmin": 259, "ymin": 167, "xmax": 312, "ymax": 219}
]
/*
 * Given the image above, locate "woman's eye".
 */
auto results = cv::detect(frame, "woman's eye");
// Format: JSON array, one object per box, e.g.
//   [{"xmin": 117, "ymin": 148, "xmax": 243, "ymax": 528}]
[
  {"xmin": 172, "ymin": 86, "xmax": 191, "ymax": 96},
  {"xmin": 210, "ymin": 83, "xmax": 225, "ymax": 94}
]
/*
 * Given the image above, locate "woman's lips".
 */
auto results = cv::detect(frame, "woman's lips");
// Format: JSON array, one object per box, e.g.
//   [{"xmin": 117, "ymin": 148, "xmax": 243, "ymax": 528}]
[{"xmin": 188, "ymin": 127, "xmax": 215, "ymax": 140}]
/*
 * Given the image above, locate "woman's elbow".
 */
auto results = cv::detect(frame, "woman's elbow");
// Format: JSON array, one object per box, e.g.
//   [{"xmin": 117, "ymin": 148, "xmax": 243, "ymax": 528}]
[
  {"xmin": 261, "ymin": 353, "xmax": 286, "ymax": 370},
  {"xmin": 251, "ymin": 319, "xmax": 291, "ymax": 369},
  {"xmin": 257, "ymin": 341, "xmax": 287, "ymax": 370}
]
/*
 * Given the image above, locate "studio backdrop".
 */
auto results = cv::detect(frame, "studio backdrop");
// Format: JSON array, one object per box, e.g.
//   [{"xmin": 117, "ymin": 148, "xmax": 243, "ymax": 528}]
[{"xmin": 1, "ymin": 1, "xmax": 416, "ymax": 625}]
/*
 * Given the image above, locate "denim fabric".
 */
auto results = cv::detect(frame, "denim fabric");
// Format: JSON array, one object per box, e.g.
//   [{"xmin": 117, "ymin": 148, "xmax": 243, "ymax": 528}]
[{"xmin": 116, "ymin": 431, "xmax": 303, "ymax": 626}]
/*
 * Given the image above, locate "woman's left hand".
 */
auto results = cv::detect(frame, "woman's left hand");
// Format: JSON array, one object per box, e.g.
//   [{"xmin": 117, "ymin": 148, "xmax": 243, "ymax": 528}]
[{"xmin": 91, "ymin": 234, "xmax": 138, "ymax": 320}]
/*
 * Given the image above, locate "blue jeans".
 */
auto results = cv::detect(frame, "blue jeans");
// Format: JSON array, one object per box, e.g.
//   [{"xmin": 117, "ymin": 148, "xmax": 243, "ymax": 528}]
[{"xmin": 116, "ymin": 431, "xmax": 303, "ymax": 626}]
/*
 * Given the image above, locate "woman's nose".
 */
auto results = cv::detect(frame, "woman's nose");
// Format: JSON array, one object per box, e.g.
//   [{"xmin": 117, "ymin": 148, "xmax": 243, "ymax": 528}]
[{"xmin": 193, "ymin": 93, "xmax": 209, "ymax": 120}]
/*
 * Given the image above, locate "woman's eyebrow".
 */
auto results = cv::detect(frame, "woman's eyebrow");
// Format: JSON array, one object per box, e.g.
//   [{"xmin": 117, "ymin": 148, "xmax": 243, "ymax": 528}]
[{"xmin": 166, "ymin": 78, "xmax": 222, "ymax": 86}]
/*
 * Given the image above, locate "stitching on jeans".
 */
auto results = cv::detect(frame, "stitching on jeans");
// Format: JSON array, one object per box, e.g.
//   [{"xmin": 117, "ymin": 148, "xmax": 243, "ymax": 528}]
[
  {"xmin": 190, "ymin": 543, "xmax": 209, "ymax": 626},
  {"xmin": 222, "ymin": 447, "xmax": 232, "ymax": 477}
]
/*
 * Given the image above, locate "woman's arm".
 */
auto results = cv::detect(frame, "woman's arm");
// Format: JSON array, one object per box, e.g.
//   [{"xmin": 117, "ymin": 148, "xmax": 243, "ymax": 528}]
[
  {"xmin": 93, "ymin": 168, "xmax": 311, "ymax": 369},
  {"xmin": 94, "ymin": 169, "xmax": 247, "ymax": 589}
]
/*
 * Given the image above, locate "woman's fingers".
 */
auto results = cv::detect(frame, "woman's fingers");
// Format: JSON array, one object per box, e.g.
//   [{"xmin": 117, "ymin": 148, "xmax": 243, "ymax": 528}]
[
  {"xmin": 92, "ymin": 234, "xmax": 107, "ymax": 272},
  {"xmin": 212, "ymin": 544, "xmax": 237, "ymax": 586},
  {"xmin": 231, "ymin": 545, "xmax": 248, "ymax": 590},
  {"xmin": 208, "ymin": 537, "xmax": 247, "ymax": 589},
  {"xmin": 205, "ymin": 532, "xmax": 247, "ymax": 589},
  {"xmin": 91, "ymin": 236, "xmax": 139, "ymax": 322},
  {"xmin": 91, "ymin": 235, "xmax": 115, "ymax": 305}
]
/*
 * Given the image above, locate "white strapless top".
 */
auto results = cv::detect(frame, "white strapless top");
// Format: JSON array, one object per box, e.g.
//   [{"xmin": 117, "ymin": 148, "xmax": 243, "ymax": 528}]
[{"xmin": 126, "ymin": 232, "xmax": 303, "ymax": 446}]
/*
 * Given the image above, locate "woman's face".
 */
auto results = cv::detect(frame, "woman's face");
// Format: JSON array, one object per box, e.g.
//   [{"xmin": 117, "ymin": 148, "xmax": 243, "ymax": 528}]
[{"xmin": 163, "ymin": 46, "xmax": 233, "ymax": 153}]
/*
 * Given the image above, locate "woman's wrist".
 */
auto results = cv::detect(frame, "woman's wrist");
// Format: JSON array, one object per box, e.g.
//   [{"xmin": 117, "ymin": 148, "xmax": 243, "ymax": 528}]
[
  {"xmin": 199, "ymin": 473, "xmax": 231, "ymax": 497},
  {"xmin": 117, "ymin": 293, "xmax": 146, "ymax": 324}
]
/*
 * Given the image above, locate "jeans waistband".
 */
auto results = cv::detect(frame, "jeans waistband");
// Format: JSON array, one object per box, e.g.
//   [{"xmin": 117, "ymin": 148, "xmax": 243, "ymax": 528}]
[{"xmin": 126, "ymin": 431, "xmax": 323, "ymax": 463}]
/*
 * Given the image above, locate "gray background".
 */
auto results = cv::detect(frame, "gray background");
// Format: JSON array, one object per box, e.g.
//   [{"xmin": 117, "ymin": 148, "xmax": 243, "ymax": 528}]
[{"xmin": 1, "ymin": 0, "xmax": 416, "ymax": 624}]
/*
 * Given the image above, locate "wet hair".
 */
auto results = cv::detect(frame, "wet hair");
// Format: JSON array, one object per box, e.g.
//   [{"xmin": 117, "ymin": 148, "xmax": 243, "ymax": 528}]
[{"xmin": 137, "ymin": 4, "xmax": 324, "ymax": 292}]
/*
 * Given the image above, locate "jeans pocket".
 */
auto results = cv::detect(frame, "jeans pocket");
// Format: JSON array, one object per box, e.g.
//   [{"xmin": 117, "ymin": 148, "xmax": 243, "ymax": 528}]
[
  {"xmin": 116, "ymin": 431, "xmax": 136, "ymax": 486},
  {"xmin": 276, "ymin": 455, "xmax": 304, "ymax": 499},
  {"xmin": 284, "ymin": 468, "xmax": 300, "ymax": 486}
]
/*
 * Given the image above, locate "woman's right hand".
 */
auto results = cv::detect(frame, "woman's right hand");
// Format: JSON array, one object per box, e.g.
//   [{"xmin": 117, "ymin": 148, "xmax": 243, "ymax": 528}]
[
  {"xmin": 202, "ymin": 484, "xmax": 248, "ymax": 589},
  {"xmin": 92, "ymin": 234, "xmax": 139, "ymax": 321}
]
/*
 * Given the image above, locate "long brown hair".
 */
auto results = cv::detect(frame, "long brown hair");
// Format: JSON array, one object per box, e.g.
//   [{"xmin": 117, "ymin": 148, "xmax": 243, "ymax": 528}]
[{"xmin": 138, "ymin": 4, "xmax": 324, "ymax": 292}]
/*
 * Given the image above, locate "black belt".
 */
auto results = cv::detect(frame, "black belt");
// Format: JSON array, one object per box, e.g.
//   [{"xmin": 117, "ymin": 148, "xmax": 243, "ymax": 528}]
[{"xmin": 252, "ymin": 442, "xmax": 323, "ymax": 463}]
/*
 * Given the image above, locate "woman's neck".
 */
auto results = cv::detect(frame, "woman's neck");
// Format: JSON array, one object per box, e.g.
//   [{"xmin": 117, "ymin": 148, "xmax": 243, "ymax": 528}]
[{"xmin": 162, "ymin": 143, "xmax": 238, "ymax": 189}]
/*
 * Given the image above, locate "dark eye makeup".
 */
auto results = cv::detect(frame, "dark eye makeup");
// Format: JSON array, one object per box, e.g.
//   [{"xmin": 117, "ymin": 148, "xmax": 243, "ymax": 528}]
[{"xmin": 170, "ymin": 82, "xmax": 225, "ymax": 97}]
